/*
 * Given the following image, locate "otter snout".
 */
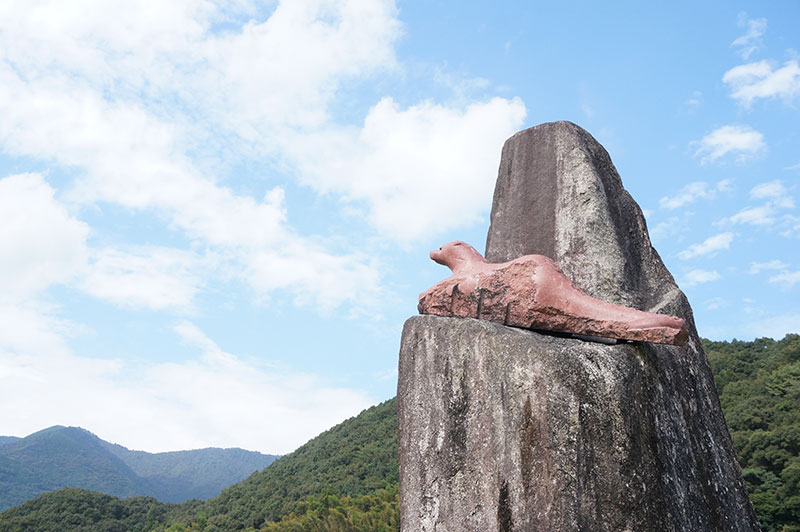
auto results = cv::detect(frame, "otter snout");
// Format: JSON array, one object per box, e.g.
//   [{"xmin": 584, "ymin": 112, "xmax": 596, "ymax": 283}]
[{"xmin": 430, "ymin": 248, "xmax": 446, "ymax": 265}]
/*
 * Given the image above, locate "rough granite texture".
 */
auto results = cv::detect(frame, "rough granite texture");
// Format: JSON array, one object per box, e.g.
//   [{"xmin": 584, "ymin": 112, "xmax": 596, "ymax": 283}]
[{"xmin": 398, "ymin": 121, "xmax": 760, "ymax": 531}]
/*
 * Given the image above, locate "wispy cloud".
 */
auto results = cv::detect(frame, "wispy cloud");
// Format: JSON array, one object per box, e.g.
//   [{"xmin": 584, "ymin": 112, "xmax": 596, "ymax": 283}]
[
  {"xmin": 769, "ymin": 270, "xmax": 800, "ymax": 289},
  {"xmin": 686, "ymin": 90, "xmax": 703, "ymax": 109},
  {"xmin": 717, "ymin": 180, "xmax": 795, "ymax": 228},
  {"xmin": 750, "ymin": 179, "xmax": 789, "ymax": 200},
  {"xmin": 693, "ymin": 125, "xmax": 765, "ymax": 164},
  {"xmin": 722, "ymin": 204, "xmax": 779, "ymax": 226},
  {"xmin": 749, "ymin": 260, "xmax": 789, "ymax": 274},
  {"xmin": 723, "ymin": 60, "xmax": 800, "ymax": 107},
  {"xmin": 705, "ymin": 297, "xmax": 727, "ymax": 310},
  {"xmin": 659, "ymin": 179, "xmax": 732, "ymax": 210},
  {"xmin": 731, "ymin": 13, "xmax": 767, "ymax": 60},
  {"xmin": 678, "ymin": 232, "xmax": 734, "ymax": 260},
  {"xmin": 81, "ymin": 247, "xmax": 205, "ymax": 311},
  {"xmin": 781, "ymin": 215, "xmax": 800, "ymax": 238},
  {"xmin": 681, "ymin": 269, "xmax": 721, "ymax": 287}
]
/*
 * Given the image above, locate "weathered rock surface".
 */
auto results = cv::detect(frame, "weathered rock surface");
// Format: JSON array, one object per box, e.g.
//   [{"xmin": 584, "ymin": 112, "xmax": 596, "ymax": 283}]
[
  {"xmin": 418, "ymin": 241, "xmax": 688, "ymax": 345},
  {"xmin": 398, "ymin": 121, "xmax": 760, "ymax": 531},
  {"xmin": 398, "ymin": 316, "xmax": 758, "ymax": 532}
]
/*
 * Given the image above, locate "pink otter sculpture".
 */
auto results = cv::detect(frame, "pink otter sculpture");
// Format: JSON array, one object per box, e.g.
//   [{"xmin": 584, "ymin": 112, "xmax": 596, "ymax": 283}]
[{"xmin": 418, "ymin": 241, "xmax": 688, "ymax": 346}]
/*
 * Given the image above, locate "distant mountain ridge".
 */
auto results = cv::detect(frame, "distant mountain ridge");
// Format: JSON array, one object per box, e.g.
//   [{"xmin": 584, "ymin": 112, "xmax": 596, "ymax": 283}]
[
  {"xmin": 0, "ymin": 425, "xmax": 277, "ymax": 511},
  {"xmin": 0, "ymin": 398, "xmax": 398, "ymax": 531}
]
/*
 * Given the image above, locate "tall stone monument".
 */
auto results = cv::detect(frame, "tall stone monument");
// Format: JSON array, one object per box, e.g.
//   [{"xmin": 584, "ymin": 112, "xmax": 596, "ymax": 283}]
[{"xmin": 397, "ymin": 121, "xmax": 760, "ymax": 531}]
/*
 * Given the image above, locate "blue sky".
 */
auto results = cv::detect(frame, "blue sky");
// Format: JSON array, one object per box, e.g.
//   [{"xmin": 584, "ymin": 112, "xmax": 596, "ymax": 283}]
[{"xmin": 1, "ymin": 1, "xmax": 798, "ymax": 454}]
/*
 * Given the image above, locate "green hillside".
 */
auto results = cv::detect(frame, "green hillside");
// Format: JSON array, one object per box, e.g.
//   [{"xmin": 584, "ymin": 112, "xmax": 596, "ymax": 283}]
[
  {"xmin": 705, "ymin": 334, "xmax": 800, "ymax": 532},
  {"xmin": 180, "ymin": 397, "xmax": 398, "ymax": 530},
  {"xmin": 0, "ymin": 488, "xmax": 196, "ymax": 532},
  {"xmin": 2, "ymin": 336, "xmax": 799, "ymax": 532}
]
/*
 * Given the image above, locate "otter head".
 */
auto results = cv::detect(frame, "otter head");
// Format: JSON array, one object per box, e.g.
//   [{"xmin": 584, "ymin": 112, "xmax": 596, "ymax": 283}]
[{"xmin": 430, "ymin": 241, "xmax": 487, "ymax": 274}]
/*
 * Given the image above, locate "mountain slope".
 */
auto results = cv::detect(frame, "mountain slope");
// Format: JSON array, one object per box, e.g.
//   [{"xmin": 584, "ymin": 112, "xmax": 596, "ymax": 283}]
[
  {"xmin": 103, "ymin": 442, "xmax": 278, "ymax": 502},
  {"xmin": 0, "ymin": 426, "xmax": 277, "ymax": 511},
  {"xmin": 194, "ymin": 397, "xmax": 398, "ymax": 530},
  {"xmin": 705, "ymin": 334, "xmax": 800, "ymax": 532},
  {"xmin": 0, "ymin": 426, "xmax": 144, "ymax": 511}
]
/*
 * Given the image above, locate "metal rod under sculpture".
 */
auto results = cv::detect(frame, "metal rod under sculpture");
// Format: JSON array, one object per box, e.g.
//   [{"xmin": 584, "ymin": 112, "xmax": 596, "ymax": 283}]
[{"xmin": 418, "ymin": 241, "xmax": 689, "ymax": 346}]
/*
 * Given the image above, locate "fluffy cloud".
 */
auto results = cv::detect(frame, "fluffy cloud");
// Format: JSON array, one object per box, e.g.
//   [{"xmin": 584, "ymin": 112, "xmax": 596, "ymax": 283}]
[
  {"xmin": 723, "ymin": 60, "xmax": 800, "ymax": 107},
  {"xmin": 0, "ymin": 0, "xmax": 528, "ymax": 452},
  {"xmin": 286, "ymin": 97, "xmax": 527, "ymax": 243},
  {"xmin": 678, "ymin": 232, "xmax": 734, "ymax": 260},
  {"xmin": 659, "ymin": 180, "xmax": 732, "ymax": 210},
  {"xmin": 693, "ymin": 125, "xmax": 765, "ymax": 164},
  {"xmin": 681, "ymin": 269, "xmax": 721, "ymax": 287},
  {"xmin": 0, "ymin": 320, "xmax": 374, "ymax": 453},
  {"xmin": 0, "ymin": 1, "xmax": 401, "ymax": 311},
  {"xmin": 0, "ymin": 173, "xmax": 89, "ymax": 303}
]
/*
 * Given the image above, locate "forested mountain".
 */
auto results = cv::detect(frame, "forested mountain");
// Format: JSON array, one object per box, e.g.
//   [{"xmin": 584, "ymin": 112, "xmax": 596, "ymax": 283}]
[
  {"xmin": 705, "ymin": 334, "xmax": 800, "ymax": 532},
  {"xmin": 0, "ymin": 437, "xmax": 20, "ymax": 447},
  {"xmin": 0, "ymin": 426, "xmax": 277, "ymax": 511},
  {"xmin": 0, "ymin": 399, "xmax": 398, "ymax": 532},
  {"xmin": 0, "ymin": 426, "xmax": 144, "ymax": 511},
  {"xmin": 1, "ymin": 336, "xmax": 798, "ymax": 532}
]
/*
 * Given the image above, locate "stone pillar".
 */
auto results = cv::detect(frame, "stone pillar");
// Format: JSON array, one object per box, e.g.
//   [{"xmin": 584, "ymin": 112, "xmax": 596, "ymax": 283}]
[{"xmin": 398, "ymin": 122, "xmax": 760, "ymax": 532}]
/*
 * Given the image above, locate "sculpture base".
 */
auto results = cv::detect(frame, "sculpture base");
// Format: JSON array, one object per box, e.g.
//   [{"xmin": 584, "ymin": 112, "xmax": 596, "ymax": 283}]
[{"xmin": 398, "ymin": 315, "xmax": 759, "ymax": 532}]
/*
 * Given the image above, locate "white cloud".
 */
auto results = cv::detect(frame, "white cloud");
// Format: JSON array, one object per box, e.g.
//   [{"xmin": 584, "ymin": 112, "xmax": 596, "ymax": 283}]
[
  {"xmin": 769, "ymin": 270, "xmax": 800, "ymax": 289},
  {"xmin": 731, "ymin": 14, "xmax": 767, "ymax": 60},
  {"xmin": 681, "ymin": 269, "xmax": 721, "ymax": 287},
  {"xmin": 0, "ymin": 321, "xmax": 375, "ymax": 454},
  {"xmin": 718, "ymin": 183, "xmax": 795, "ymax": 227},
  {"xmin": 723, "ymin": 204, "xmax": 778, "ymax": 226},
  {"xmin": 705, "ymin": 297, "xmax": 727, "ymax": 310},
  {"xmin": 723, "ymin": 60, "xmax": 800, "ymax": 107},
  {"xmin": 659, "ymin": 180, "xmax": 731, "ymax": 210},
  {"xmin": 0, "ymin": 3, "xmax": 398, "ymax": 311},
  {"xmin": 750, "ymin": 179, "xmax": 788, "ymax": 199},
  {"xmin": 678, "ymin": 232, "xmax": 734, "ymax": 260},
  {"xmin": 650, "ymin": 216, "xmax": 690, "ymax": 241},
  {"xmin": 782, "ymin": 214, "xmax": 800, "ymax": 238},
  {"xmin": 686, "ymin": 90, "xmax": 702, "ymax": 109},
  {"xmin": 286, "ymin": 96, "xmax": 527, "ymax": 243},
  {"xmin": 693, "ymin": 125, "xmax": 765, "ymax": 164},
  {"xmin": 749, "ymin": 260, "xmax": 789, "ymax": 274},
  {"xmin": 81, "ymin": 247, "xmax": 204, "ymax": 311},
  {"xmin": 0, "ymin": 173, "xmax": 89, "ymax": 303}
]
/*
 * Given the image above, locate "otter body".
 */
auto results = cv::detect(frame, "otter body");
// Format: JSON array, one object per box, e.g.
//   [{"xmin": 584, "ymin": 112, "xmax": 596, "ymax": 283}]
[{"xmin": 419, "ymin": 241, "xmax": 688, "ymax": 346}]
